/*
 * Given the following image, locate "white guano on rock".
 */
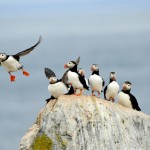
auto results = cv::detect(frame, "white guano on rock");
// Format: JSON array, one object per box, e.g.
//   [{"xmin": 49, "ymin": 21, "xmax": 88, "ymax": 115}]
[{"xmin": 19, "ymin": 95, "xmax": 150, "ymax": 150}]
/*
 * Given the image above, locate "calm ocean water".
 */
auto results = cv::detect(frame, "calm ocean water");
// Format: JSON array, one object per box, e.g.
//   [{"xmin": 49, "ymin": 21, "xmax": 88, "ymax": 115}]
[{"xmin": 0, "ymin": 34, "xmax": 150, "ymax": 150}]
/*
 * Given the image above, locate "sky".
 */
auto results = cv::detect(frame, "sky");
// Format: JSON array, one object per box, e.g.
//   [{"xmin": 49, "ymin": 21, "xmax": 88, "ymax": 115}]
[{"xmin": 0, "ymin": 0, "xmax": 150, "ymax": 150}]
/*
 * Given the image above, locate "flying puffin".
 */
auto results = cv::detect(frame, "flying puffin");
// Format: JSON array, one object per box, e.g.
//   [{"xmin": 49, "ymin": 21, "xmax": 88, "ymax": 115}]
[
  {"xmin": 118, "ymin": 81, "xmax": 141, "ymax": 111},
  {"xmin": 0, "ymin": 36, "xmax": 41, "ymax": 82},
  {"xmin": 104, "ymin": 72, "xmax": 119, "ymax": 102},
  {"xmin": 64, "ymin": 57, "xmax": 89, "ymax": 96},
  {"xmin": 44, "ymin": 67, "xmax": 69, "ymax": 103},
  {"xmin": 89, "ymin": 64, "xmax": 105, "ymax": 98}
]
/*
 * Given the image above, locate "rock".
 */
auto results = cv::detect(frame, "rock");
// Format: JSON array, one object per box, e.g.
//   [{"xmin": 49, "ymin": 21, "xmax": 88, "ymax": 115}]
[{"xmin": 19, "ymin": 95, "xmax": 150, "ymax": 150}]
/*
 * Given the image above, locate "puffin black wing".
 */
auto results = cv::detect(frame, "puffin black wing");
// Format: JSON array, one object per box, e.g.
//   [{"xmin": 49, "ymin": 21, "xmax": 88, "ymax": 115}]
[
  {"xmin": 102, "ymin": 78, "xmax": 105, "ymax": 86},
  {"xmin": 45, "ymin": 67, "xmax": 56, "ymax": 79},
  {"xmin": 61, "ymin": 70, "xmax": 70, "ymax": 88},
  {"xmin": 76, "ymin": 56, "xmax": 80, "ymax": 65},
  {"xmin": 129, "ymin": 93, "xmax": 141, "ymax": 111},
  {"xmin": 79, "ymin": 75, "xmax": 89, "ymax": 90},
  {"xmin": 13, "ymin": 36, "xmax": 41, "ymax": 61},
  {"xmin": 62, "ymin": 70, "xmax": 69, "ymax": 84},
  {"xmin": 65, "ymin": 86, "xmax": 74, "ymax": 95},
  {"xmin": 104, "ymin": 85, "xmax": 107, "ymax": 99}
]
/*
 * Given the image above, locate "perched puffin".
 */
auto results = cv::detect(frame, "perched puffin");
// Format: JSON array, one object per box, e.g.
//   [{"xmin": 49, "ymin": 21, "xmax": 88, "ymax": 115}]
[
  {"xmin": 44, "ymin": 68, "xmax": 69, "ymax": 103},
  {"xmin": 118, "ymin": 81, "xmax": 141, "ymax": 111},
  {"xmin": 104, "ymin": 72, "xmax": 119, "ymax": 102},
  {"xmin": 89, "ymin": 64, "xmax": 105, "ymax": 98},
  {"xmin": 78, "ymin": 68, "xmax": 89, "ymax": 87},
  {"xmin": 64, "ymin": 57, "xmax": 89, "ymax": 96},
  {"xmin": 0, "ymin": 36, "xmax": 41, "ymax": 82}
]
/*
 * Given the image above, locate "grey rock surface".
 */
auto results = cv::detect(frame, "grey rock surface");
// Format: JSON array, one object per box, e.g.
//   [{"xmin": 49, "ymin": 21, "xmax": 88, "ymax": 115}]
[{"xmin": 19, "ymin": 95, "xmax": 150, "ymax": 150}]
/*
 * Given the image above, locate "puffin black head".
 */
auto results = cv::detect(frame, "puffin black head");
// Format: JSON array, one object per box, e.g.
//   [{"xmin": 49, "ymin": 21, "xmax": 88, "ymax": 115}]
[
  {"xmin": 78, "ymin": 68, "xmax": 85, "ymax": 76},
  {"xmin": 122, "ymin": 81, "xmax": 132, "ymax": 92},
  {"xmin": 109, "ymin": 72, "xmax": 117, "ymax": 82},
  {"xmin": 64, "ymin": 57, "xmax": 80, "ymax": 71},
  {"xmin": 0, "ymin": 53, "xmax": 8, "ymax": 62},
  {"xmin": 64, "ymin": 61, "xmax": 76, "ymax": 69},
  {"xmin": 91, "ymin": 64, "xmax": 99, "ymax": 75},
  {"xmin": 49, "ymin": 76, "xmax": 58, "ymax": 84},
  {"xmin": 110, "ymin": 71, "xmax": 115, "ymax": 74},
  {"xmin": 91, "ymin": 64, "xmax": 99, "ymax": 71}
]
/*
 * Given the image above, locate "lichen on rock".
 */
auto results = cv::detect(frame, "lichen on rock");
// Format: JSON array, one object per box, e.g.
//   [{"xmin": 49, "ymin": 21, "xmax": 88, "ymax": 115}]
[{"xmin": 32, "ymin": 134, "xmax": 53, "ymax": 150}]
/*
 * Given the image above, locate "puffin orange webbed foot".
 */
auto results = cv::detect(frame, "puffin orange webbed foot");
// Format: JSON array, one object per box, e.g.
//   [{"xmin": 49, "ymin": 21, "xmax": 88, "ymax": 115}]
[
  {"xmin": 76, "ymin": 89, "xmax": 83, "ymax": 96},
  {"xmin": 10, "ymin": 75, "xmax": 16, "ymax": 82},
  {"xmin": 92, "ymin": 91, "xmax": 95, "ymax": 96},
  {"xmin": 76, "ymin": 93, "xmax": 81, "ymax": 96},
  {"xmin": 23, "ymin": 70, "xmax": 30, "ymax": 76}
]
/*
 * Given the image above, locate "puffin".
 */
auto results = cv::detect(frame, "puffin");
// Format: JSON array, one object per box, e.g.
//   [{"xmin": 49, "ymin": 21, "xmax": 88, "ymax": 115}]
[
  {"xmin": 104, "ymin": 72, "xmax": 119, "ymax": 102},
  {"xmin": 118, "ymin": 81, "xmax": 141, "ymax": 111},
  {"xmin": 0, "ymin": 36, "xmax": 41, "ymax": 82},
  {"xmin": 78, "ymin": 68, "xmax": 89, "ymax": 87},
  {"xmin": 64, "ymin": 57, "xmax": 89, "ymax": 96},
  {"xmin": 44, "ymin": 67, "xmax": 69, "ymax": 103},
  {"xmin": 89, "ymin": 64, "xmax": 105, "ymax": 98}
]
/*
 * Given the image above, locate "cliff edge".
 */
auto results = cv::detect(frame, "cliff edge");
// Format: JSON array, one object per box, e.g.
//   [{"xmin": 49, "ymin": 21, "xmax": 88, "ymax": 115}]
[{"xmin": 19, "ymin": 95, "xmax": 150, "ymax": 150}]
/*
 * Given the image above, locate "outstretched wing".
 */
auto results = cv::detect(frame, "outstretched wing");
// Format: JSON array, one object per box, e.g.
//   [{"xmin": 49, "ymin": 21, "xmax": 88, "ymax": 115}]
[
  {"xmin": 44, "ymin": 67, "xmax": 56, "ymax": 79},
  {"xmin": 13, "ymin": 36, "xmax": 41, "ymax": 60},
  {"xmin": 129, "ymin": 93, "xmax": 141, "ymax": 111},
  {"xmin": 76, "ymin": 56, "xmax": 80, "ymax": 65}
]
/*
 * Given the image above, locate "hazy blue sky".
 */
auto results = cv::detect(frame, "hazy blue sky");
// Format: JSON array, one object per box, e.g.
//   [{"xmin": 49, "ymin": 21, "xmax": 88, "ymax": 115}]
[{"xmin": 0, "ymin": 0, "xmax": 150, "ymax": 150}]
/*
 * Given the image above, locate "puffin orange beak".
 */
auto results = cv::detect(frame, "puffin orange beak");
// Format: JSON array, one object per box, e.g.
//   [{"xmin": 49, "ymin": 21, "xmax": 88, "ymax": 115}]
[
  {"xmin": 81, "ymin": 71, "xmax": 84, "ymax": 76},
  {"xmin": 122, "ymin": 84, "xmax": 126, "ymax": 90},
  {"xmin": 90, "ymin": 66, "xmax": 93, "ymax": 71},
  {"xmin": 112, "ymin": 76, "xmax": 116, "ymax": 81},
  {"xmin": 50, "ymin": 78, "xmax": 55, "ymax": 84},
  {"xmin": 64, "ymin": 64, "xmax": 68, "ymax": 68}
]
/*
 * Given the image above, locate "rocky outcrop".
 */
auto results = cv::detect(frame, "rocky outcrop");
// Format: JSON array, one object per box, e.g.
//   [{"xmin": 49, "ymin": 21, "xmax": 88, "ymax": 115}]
[{"xmin": 19, "ymin": 95, "xmax": 150, "ymax": 150}]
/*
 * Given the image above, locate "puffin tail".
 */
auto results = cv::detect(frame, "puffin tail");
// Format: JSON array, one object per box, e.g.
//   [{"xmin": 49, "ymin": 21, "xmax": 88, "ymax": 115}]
[
  {"xmin": 86, "ymin": 86, "xmax": 89, "ymax": 91},
  {"xmin": 136, "ymin": 106, "xmax": 141, "ymax": 111},
  {"xmin": 45, "ymin": 96, "xmax": 55, "ymax": 104}
]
